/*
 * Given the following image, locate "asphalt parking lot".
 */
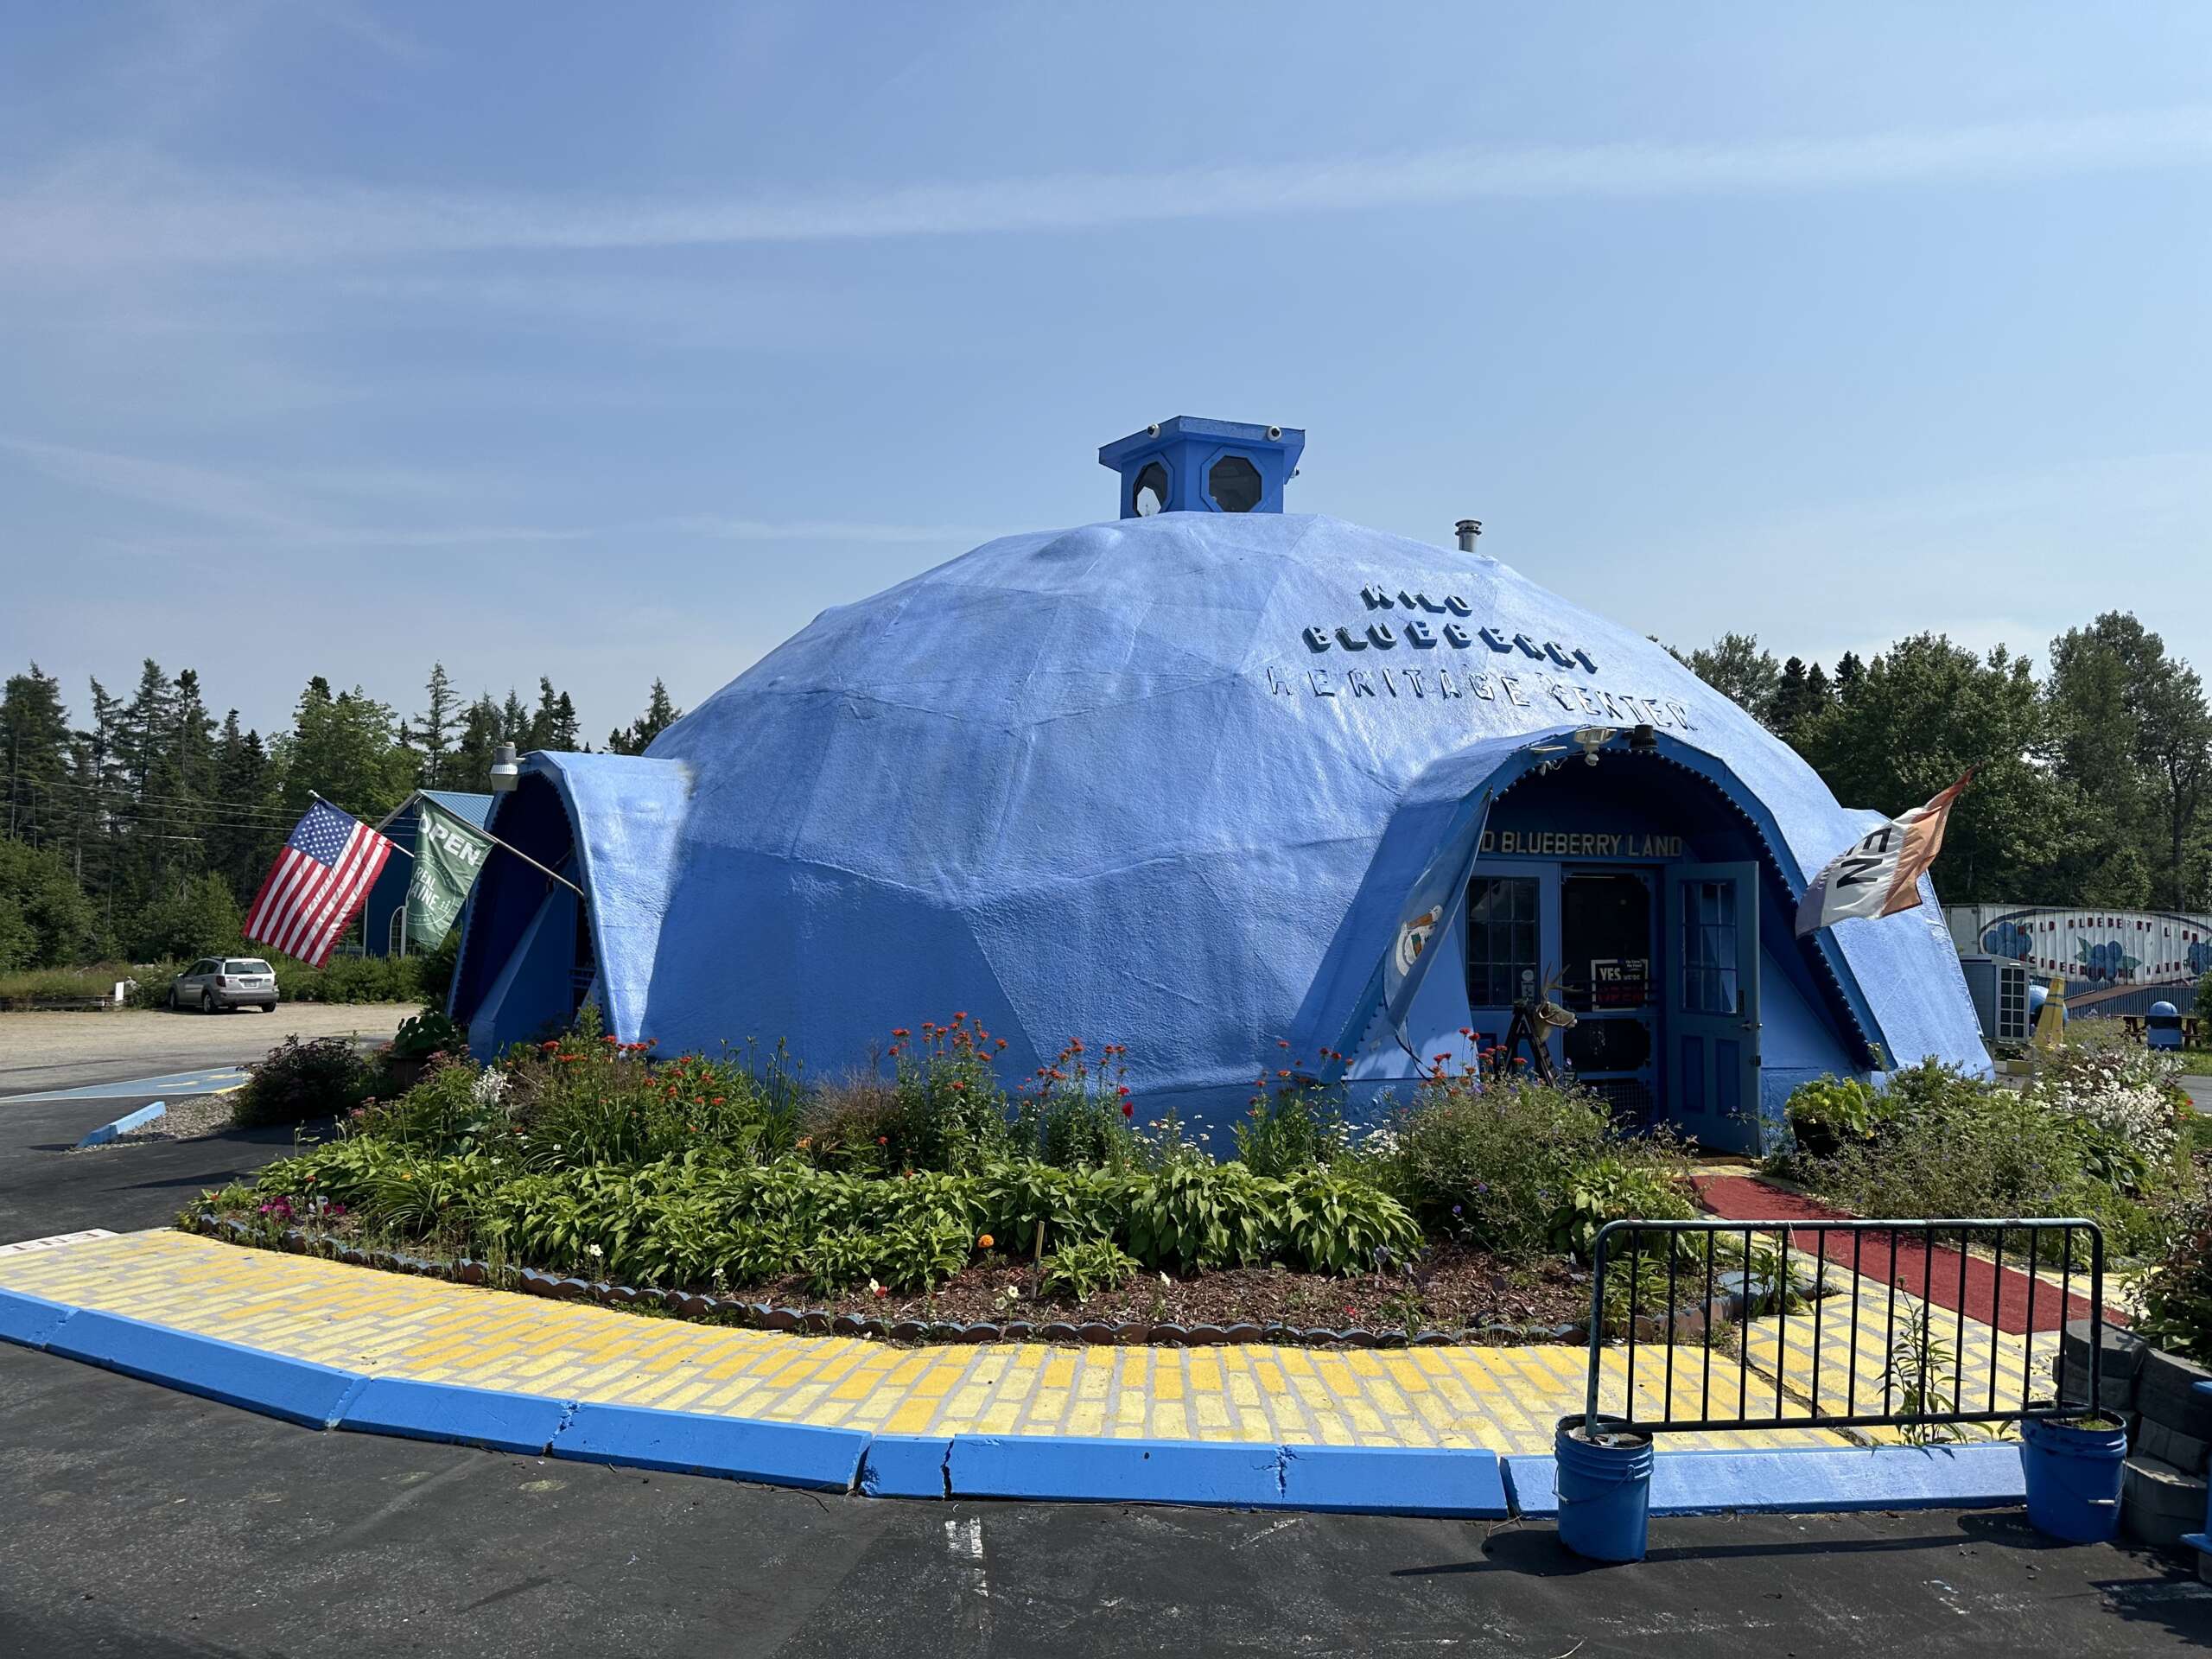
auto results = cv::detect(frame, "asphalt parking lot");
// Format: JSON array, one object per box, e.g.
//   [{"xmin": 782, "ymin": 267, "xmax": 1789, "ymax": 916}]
[
  {"xmin": 3, "ymin": 1342, "xmax": 2207, "ymax": 1659},
  {"xmin": 0, "ymin": 1025, "xmax": 2208, "ymax": 1656}
]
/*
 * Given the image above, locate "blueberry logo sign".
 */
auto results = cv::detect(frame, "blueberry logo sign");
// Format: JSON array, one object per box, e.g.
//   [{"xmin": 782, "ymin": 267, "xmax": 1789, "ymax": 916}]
[
  {"xmin": 1969, "ymin": 907, "xmax": 2212, "ymax": 988},
  {"xmin": 1395, "ymin": 906, "xmax": 1440, "ymax": 976}
]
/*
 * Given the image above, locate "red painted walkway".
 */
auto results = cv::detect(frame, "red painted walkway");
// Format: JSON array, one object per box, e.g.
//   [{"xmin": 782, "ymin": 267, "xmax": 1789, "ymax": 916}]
[{"xmin": 1691, "ymin": 1175, "xmax": 2115, "ymax": 1336}]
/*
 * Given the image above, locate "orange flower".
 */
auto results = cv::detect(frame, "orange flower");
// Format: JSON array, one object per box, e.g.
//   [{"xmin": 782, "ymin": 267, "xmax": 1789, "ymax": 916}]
[{"xmin": 977, "ymin": 1234, "xmax": 995, "ymax": 1249}]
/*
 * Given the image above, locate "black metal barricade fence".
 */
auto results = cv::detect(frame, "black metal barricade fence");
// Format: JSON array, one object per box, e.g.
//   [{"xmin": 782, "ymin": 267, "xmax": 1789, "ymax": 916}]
[{"xmin": 1581, "ymin": 1217, "xmax": 2105, "ymax": 1435}]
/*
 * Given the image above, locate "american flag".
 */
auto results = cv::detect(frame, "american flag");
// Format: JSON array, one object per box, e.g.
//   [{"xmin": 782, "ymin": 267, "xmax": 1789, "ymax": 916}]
[{"xmin": 243, "ymin": 800, "xmax": 396, "ymax": 968}]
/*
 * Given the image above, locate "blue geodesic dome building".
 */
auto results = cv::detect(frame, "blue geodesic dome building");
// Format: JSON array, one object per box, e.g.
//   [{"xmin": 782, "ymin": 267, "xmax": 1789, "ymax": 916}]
[{"xmin": 450, "ymin": 417, "xmax": 1987, "ymax": 1152}]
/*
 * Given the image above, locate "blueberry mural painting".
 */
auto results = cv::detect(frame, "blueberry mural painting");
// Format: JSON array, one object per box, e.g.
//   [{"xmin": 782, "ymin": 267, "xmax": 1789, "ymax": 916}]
[
  {"xmin": 448, "ymin": 417, "xmax": 1987, "ymax": 1155},
  {"xmin": 1953, "ymin": 904, "xmax": 2212, "ymax": 1018}
]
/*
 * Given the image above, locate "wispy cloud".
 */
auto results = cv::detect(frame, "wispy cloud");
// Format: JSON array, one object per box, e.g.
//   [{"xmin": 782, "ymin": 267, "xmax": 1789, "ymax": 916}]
[
  {"xmin": 0, "ymin": 435, "xmax": 314, "ymax": 532},
  {"xmin": 653, "ymin": 515, "xmax": 1011, "ymax": 546},
  {"xmin": 8, "ymin": 107, "xmax": 2209, "ymax": 268},
  {"xmin": 0, "ymin": 435, "xmax": 1000, "ymax": 553}
]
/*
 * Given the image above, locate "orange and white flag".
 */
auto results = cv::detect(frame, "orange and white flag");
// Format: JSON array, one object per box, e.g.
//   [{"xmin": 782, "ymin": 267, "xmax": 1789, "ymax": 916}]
[{"xmin": 1795, "ymin": 771, "xmax": 1973, "ymax": 937}]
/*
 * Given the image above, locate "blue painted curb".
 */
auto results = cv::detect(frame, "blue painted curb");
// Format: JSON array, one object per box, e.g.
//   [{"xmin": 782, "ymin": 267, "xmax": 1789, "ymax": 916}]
[
  {"xmin": 0, "ymin": 1290, "xmax": 2033, "ymax": 1523},
  {"xmin": 859, "ymin": 1433, "xmax": 953, "ymax": 1498},
  {"xmin": 337, "ymin": 1376, "xmax": 574, "ymax": 1455},
  {"xmin": 948, "ymin": 1434, "xmax": 1291, "ymax": 1510},
  {"xmin": 1506, "ymin": 1443, "xmax": 2027, "ymax": 1519},
  {"xmin": 42, "ymin": 1309, "xmax": 363, "ymax": 1429},
  {"xmin": 0, "ymin": 1288, "xmax": 77, "ymax": 1349},
  {"xmin": 73, "ymin": 1101, "xmax": 167, "ymax": 1148},
  {"xmin": 552, "ymin": 1402, "xmax": 869, "ymax": 1492},
  {"xmin": 1280, "ymin": 1442, "xmax": 1511, "ymax": 1516}
]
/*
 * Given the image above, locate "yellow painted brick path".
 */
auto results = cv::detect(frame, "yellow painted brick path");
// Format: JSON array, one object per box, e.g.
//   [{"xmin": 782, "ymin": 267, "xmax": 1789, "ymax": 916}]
[{"xmin": 0, "ymin": 1230, "xmax": 2030, "ymax": 1457}]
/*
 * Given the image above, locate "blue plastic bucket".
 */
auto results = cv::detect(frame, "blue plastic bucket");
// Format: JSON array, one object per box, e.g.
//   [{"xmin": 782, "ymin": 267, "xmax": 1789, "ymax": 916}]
[
  {"xmin": 1554, "ymin": 1414, "xmax": 1654, "ymax": 1563},
  {"xmin": 2020, "ymin": 1414, "xmax": 2126, "ymax": 1544}
]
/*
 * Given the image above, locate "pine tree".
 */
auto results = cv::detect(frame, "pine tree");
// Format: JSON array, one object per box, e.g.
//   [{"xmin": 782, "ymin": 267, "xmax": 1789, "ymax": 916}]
[
  {"xmin": 207, "ymin": 713, "xmax": 278, "ymax": 906},
  {"xmin": 453, "ymin": 695, "xmax": 504, "ymax": 792},
  {"xmin": 118, "ymin": 659, "xmax": 177, "ymax": 803},
  {"xmin": 1834, "ymin": 652, "xmax": 1866, "ymax": 702},
  {"xmin": 1, "ymin": 663, "xmax": 73, "ymax": 848},
  {"xmin": 172, "ymin": 669, "xmax": 217, "ymax": 802},
  {"xmin": 416, "ymin": 664, "xmax": 459, "ymax": 790},
  {"xmin": 609, "ymin": 678, "xmax": 682, "ymax": 754}
]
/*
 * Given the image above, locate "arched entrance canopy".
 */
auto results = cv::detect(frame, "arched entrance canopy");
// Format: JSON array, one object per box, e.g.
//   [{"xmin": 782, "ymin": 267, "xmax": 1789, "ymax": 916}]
[{"xmin": 1294, "ymin": 722, "xmax": 1964, "ymax": 1079}]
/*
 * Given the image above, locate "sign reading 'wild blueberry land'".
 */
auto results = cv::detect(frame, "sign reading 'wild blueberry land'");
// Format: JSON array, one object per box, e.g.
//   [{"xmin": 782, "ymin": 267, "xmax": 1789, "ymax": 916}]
[{"xmin": 1268, "ymin": 587, "xmax": 1698, "ymax": 730}]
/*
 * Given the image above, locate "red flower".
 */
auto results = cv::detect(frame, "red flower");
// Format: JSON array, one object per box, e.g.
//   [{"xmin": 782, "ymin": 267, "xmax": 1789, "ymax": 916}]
[
  {"xmin": 1118, "ymin": 1084, "xmax": 1132, "ymax": 1096},
  {"xmin": 892, "ymin": 1027, "xmax": 910, "ymax": 1039},
  {"xmin": 1122, "ymin": 1102, "xmax": 1135, "ymax": 1117}
]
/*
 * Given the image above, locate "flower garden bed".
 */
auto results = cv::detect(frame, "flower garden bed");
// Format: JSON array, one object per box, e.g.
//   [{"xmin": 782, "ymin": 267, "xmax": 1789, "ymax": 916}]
[
  {"xmin": 192, "ymin": 1011, "xmax": 1717, "ymax": 1350},
  {"xmin": 187, "ymin": 1209, "xmax": 1594, "ymax": 1347}
]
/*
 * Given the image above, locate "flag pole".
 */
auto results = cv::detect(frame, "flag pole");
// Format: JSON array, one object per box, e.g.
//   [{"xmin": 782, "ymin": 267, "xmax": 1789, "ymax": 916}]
[{"xmin": 311, "ymin": 789, "xmax": 587, "ymax": 899}]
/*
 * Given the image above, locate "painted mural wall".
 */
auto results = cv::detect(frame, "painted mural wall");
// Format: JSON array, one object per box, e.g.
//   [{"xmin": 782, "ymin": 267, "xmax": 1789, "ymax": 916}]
[{"xmin": 1946, "ymin": 904, "xmax": 2212, "ymax": 1016}]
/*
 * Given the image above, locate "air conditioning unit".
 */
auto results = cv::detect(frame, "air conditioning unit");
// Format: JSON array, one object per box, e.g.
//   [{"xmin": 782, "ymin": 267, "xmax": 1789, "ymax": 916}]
[{"xmin": 1957, "ymin": 955, "xmax": 2031, "ymax": 1048}]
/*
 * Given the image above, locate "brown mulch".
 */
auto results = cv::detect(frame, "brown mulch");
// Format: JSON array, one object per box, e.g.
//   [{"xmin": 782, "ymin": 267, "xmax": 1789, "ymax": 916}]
[
  {"xmin": 741, "ymin": 1239, "xmax": 1587, "ymax": 1338},
  {"xmin": 197, "ymin": 1215, "xmax": 1592, "ymax": 1344}
]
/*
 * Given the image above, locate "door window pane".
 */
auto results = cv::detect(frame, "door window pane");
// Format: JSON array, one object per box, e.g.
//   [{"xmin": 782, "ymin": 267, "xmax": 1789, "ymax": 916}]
[
  {"xmin": 1681, "ymin": 880, "xmax": 1739, "ymax": 1014},
  {"xmin": 1466, "ymin": 877, "xmax": 1540, "ymax": 1007}
]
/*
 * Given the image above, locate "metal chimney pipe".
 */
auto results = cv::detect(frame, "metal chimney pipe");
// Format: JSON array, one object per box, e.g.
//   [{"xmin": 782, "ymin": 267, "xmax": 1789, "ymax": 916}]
[{"xmin": 1454, "ymin": 518, "xmax": 1483, "ymax": 553}]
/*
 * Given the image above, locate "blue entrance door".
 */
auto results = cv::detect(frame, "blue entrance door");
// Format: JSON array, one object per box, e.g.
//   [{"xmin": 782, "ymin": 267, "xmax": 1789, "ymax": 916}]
[{"xmin": 1663, "ymin": 861, "xmax": 1762, "ymax": 1154}]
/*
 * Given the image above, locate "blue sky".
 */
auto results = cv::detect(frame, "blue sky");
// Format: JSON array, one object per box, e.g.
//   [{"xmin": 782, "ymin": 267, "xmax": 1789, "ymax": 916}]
[{"xmin": 3, "ymin": 3, "xmax": 2207, "ymax": 741}]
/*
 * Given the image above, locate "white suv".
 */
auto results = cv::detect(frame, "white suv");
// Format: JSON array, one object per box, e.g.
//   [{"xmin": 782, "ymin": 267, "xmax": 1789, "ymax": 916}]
[{"xmin": 169, "ymin": 957, "xmax": 279, "ymax": 1014}]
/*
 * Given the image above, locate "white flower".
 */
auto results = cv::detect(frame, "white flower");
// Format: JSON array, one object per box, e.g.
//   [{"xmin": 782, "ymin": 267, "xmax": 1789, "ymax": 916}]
[
  {"xmin": 586, "ymin": 1243, "xmax": 604, "ymax": 1259},
  {"xmin": 471, "ymin": 1069, "xmax": 512, "ymax": 1108}
]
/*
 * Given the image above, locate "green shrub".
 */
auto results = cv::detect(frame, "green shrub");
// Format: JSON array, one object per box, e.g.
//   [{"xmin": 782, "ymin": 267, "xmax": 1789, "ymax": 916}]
[
  {"xmin": 1039, "ymin": 1236, "xmax": 1140, "ymax": 1300},
  {"xmin": 1234, "ymin": 1065, "xmax": 1349, "ymax": 1178},
  {"xmin": 1544, "ymin": 1154, "xmax": 1697, "ymax": 1263},
  {"xmin": 1378, "ymin": 1072, "xmax": 1624, "ymax": 1257},
  {"xmin": 976, "ymin": 1160, "xmax": 1131, "ymax": 1256},
  {"xmin": 504, "ymin": 1008, "xmax": 798, "ymax": 1170},
  {"xmin": 387, "ymin": 1007, "xmax": 466, "ymax": 1060},
  {"xmin": 232, "ymin": 1034, "xmax": 375, "ymax": 1128},
  {"xmin": 0, "ymin": 840, "xmax": 99, "ymax": 970},
  {"xmin": 353, "ymin": 1060, "xmax": 513, "ymax": 1154},
  {"xmin": 128, "ymin": 874, "xmax": 240, "ymax": 962},
  {"xmin": 1124, "ymin": 1160, "xmax": 1279, "ymax": 1272},
  {"xmin": 1274, "ymin": 1166, "xmax": 1420, "ymax": 1274},
  {"xmin": 2137, "ymin": 1165, "xmax": 2212, "ymax": 1365},
  {"xmin": 1783, "ymin": 1075, "xmax": 1889, "ymax": 1158},
  {"xmin": 801, "ymin": 1229, "xmax": 884, "ymax": 1294},
  {"xmin": 874, "ymin": 1015, "xmax": 1015, "ymax": 1173},
  {"xmin": 1014, "ymin": 1039, "xmax": 1142, "ymax": 1170}
]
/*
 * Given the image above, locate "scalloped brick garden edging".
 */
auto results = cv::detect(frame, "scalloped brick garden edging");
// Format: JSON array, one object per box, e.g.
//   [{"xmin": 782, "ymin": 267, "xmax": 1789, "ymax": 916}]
[
  {"xmin": 187, "ymin": 1211, "xmax": 1592, "ymax": 1351},
  {"xmin": 189, "ymin": 1211, "xmax": 1805, "ymax": 1352}
]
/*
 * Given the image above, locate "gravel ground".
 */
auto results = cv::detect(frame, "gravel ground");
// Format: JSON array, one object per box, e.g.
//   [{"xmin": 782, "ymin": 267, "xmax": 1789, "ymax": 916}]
[
  {"xmin": 0, "ymin": 1004, "xmax": 414, "ymax": 1099},
  {"xmin": 92, "ymin": 1093, "xmax": 239, "ymax": 1147}
]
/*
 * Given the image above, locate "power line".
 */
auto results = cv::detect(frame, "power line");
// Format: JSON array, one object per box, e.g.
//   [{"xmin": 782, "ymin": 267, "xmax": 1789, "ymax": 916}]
[{"xmin": 21, "ymin": 778, "xmax": 308, "ymax": 822}]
